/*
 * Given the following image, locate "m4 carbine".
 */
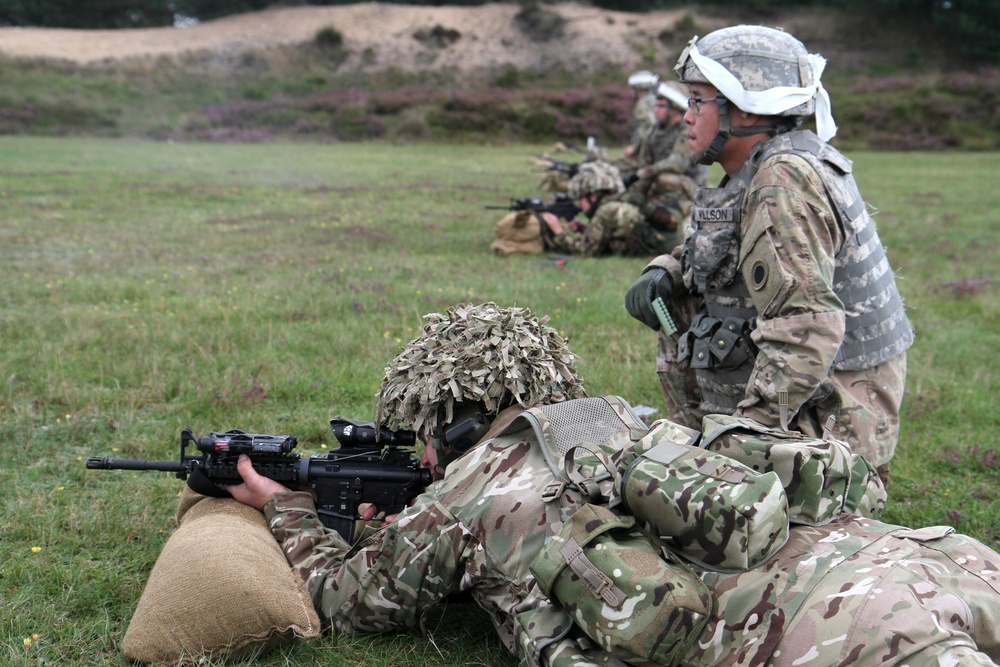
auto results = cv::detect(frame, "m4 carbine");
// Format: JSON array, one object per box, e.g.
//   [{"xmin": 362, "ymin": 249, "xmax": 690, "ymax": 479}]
[
  {"xmin": 485, "ymin": 193, "xmax": 581, "ymax": 221},
  {"xmin": 86, "ymin": 418, "xmax": 432, "ymax": 543}
]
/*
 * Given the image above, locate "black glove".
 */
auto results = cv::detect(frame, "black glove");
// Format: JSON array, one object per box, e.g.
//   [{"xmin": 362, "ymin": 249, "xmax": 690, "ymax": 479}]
[{"xmin": 625, "ymin": 267, "xmax": 672, "ymax": 330}]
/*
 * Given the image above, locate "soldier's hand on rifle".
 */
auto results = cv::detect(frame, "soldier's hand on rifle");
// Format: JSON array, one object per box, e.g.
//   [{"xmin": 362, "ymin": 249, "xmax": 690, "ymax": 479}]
[
  {"xmin": 229, "ymin": 454, "xmax": 291, "ymax": 511},
  {"xmin": 360, "ymin": 503, "xmax": 403, "ymax": 526},
  {"xmin": 625, "ymin": 268, "xmax": 673, "ymax": 330},
  {"xmin": 540, "ymin": 211, "xmax": 563, "ymax": 235}
]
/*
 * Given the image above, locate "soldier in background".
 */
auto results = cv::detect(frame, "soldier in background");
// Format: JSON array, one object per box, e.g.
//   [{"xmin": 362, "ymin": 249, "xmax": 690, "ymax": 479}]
[
  {"xmin": 541, "ymin": 160, "xmax": 676, "ymax": 257},
  {"xmin": 625, "ymin": 25, "xmax": 913, "ymax": 485},
  {"xmin": 624, "ymin": 80, "xmax": 709, "ymax": 241},
  {"xmin": 229, "ymin": 302, "xmax": 1000, "ymax": 667},
  {"xmin": 624, "ymin": 69, "xmax": 659, "ymax": 159}
]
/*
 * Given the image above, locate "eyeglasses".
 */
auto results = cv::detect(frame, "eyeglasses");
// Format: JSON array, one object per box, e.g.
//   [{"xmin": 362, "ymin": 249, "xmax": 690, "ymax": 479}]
[{"xmin": 687, "ymin": 96, "xmax": 718, "ymax": 114}]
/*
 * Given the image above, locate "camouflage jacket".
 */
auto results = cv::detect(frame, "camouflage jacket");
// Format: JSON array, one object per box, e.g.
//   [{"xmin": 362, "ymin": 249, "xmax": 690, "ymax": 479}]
[
  {"xmin": 547, "ymin": 198, "xmax": 674, "ymax": 258},
  {"xmin": 263, "ymin": 400, "xmax": 1000, "ymax": 667},
  {"xmin": 265, "ymin": 407, "xmax": 630, "ymax": 667},
  {"xmin": 645, "ymin": 134, "xmax": 911, "ymax": 467}
]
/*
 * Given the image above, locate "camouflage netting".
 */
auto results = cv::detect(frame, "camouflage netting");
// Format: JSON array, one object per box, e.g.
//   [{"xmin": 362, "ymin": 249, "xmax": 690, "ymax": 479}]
[{"xmin": 375, "ymin": 302, "xmax": 587, "ymax": 435}]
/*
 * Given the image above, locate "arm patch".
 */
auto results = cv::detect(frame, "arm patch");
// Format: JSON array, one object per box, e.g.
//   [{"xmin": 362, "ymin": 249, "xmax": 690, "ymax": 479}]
[{"xmin": 741, "ymin": 223, "xmax": 796, "ymax": 319}]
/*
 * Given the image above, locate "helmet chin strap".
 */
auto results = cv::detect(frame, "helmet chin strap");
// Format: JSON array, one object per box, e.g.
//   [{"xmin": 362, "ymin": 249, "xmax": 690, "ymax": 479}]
[
  {"xmin": 695, "ymin": 94, "xmax": 732, "ymax": 166},
  {"xmin": 695, "ymin": 95, "xmax": 802, "ymax": 166}
]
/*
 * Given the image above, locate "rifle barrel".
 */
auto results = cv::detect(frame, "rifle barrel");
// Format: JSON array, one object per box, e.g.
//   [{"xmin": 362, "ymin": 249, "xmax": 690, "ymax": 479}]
[{"xmin": 86, "ymin": 457, "xmax": 185, "ymax": 473}]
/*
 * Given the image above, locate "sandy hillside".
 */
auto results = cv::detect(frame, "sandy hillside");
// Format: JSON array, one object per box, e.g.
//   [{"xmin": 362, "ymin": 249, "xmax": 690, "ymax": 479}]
[{"xmin": 0, "ymin": 3, "xmax": 726, "ymax": 73}]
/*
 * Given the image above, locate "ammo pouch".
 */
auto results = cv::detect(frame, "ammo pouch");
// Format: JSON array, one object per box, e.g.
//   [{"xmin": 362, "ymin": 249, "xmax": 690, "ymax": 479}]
[
  {"xmin": 700, "ymin": 414, "xmax": 887, "ymax": 524},
  {"xmin": 677, "ymin": 312, "xmax": 756, "ymax": 371},
  {"xmin": 530, "ymin": 503, "xmax": 712, "ymax": 667},
  {"xmin": 683, "ymin": 187, "xmax": 745, "ymax": 293},
  {"xmin": 620, "ymin": 423, "xmax": 789, "ymax": 572}
]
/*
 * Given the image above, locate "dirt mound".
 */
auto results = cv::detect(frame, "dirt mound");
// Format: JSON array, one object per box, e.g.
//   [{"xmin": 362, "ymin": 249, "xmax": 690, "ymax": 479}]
[{"xmin": 0, "ymin": 3, "xmax": 716, "ymax": 73}]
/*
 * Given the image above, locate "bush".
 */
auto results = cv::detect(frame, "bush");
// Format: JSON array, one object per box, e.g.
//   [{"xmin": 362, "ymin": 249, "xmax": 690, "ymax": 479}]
[
  {"xmin": 314, "ymin": 26, "xmax": 344, "ymax": 51},
  {"xmin": 513, "ymin": 3, "xmax": 567, "ymax": 42}
]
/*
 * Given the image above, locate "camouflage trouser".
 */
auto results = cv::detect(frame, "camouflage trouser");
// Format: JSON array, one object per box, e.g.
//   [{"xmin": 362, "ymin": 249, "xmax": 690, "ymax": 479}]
[
  {"xmin": 770, "ymin": 526, "xmax": 1000, "ymax": 666},
  {"xmin": 690, "ymin": 517, "xmax": 1000, "ymax": 667},
  {"xmin": 625, "ymin": 223, "xmax": 678, "ymax": 257},
  {"xmin": 645, "ymin": 172, "xmax": 696, "ymax": 232},
  {"xmin": 655, "ymin": 294, "xmax": 705, "ymax": 428},
  {"xmin": 626, "ymin": 172, "xmax": 696, "ymax": 236}
]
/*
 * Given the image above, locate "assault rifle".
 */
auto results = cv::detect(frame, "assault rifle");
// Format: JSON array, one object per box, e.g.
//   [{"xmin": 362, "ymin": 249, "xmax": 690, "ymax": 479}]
[
  {"xmin": 485, "ymin": 193, "xmax": 581, "ymax": 221},
  {"xmin": 86, "ymin": 418, "xmax": 432, "ymax": 543},
  {"xmin": 533, "ymin": 157, "xmax": 580, "ymax": 179}
]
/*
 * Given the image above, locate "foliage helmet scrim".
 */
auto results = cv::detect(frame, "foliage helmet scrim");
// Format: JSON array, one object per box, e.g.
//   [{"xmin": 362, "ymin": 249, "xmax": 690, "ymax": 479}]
[
  {"xmin": 374, "ymin": 302, "xmax": 587, "ymax": 449},
  {"xmin": 567, "ymin": 160, "xmax": 626, "ymax": 200},
  {"xmin": 674, "ymin": 25, "xmax": 837, "ymax": 164}
]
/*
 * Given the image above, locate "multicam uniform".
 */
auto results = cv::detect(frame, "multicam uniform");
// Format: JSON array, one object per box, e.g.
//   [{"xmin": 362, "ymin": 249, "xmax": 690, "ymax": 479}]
[
  {"xmin": 262, "ymin": 399, "xmax": 1000, "ymax": 667},
  {"xmin": 547, "ymin": 196, "xmax": 675, "ymax": 258},
  {"xmin": 645, "ymin": 130, "xmax": 913, "ymax": 473},
  {"xmin": 626, "ymin": 121, "xmax": 708, "ymax": 236}
]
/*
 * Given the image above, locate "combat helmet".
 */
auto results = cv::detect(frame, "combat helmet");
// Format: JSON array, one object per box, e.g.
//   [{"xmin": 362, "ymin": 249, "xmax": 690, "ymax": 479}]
[
  {"xmin": 674, "ymin": 25, "xmax": 837, "ymax": 164},
  {"xmin": 567, "ymin": 160, "xmax": 625, "ymax": 200},
  {"xmin": 375, "ymin": 302, "xmax": 587, "ymax": 450},
  {"xmin": 627, "ymin": 69, "xmax": 659, "ymax": 89}
]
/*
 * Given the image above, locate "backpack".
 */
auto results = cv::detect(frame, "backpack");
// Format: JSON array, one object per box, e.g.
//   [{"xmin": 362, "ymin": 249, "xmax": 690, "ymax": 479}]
[
  {"xmin": 500, "ymin": 396, "xmax": 885, "ymax": 666},
  {"xmin": 498, "ymin": 396, "xmax": 788, "ymax": 665}
]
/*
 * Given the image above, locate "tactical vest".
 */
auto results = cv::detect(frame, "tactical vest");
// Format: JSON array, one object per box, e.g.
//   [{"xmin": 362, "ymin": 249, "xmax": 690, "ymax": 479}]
[{"xmin": 680, "ymin": 131, "xmax": 914, "ymax": 413}]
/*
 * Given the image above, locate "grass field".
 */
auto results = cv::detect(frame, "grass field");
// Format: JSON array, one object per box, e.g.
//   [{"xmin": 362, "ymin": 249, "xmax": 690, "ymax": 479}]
[{"xmin": 1, "ymin": 137, "xmax": 998, "ymax": 666}]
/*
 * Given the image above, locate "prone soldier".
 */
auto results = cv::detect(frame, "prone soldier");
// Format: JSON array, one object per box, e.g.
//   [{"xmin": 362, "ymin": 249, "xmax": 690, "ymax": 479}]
[
  {"xmin": 541, "ymin": 160, "xmax": 677, "ymax": 257},
  {"xmin": 229, "ymin": 302, "xmax": 1000, "ymax": 667}
]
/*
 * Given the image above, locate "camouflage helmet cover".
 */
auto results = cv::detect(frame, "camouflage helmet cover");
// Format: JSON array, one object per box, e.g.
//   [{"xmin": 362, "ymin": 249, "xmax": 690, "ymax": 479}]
[
  {"xmin": 375, "ymin": 302, "xmax": 587, "ymax": 435},
  {"xmin": 567, "ymin": 160, "xmax": 625, "ymax": 200},
  {"xmin": 674, "ymin": 25, "xmax": 816, "ymax": 117}
]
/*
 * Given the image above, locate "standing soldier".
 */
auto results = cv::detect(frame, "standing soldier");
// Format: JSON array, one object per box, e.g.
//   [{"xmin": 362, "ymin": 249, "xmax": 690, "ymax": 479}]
[
  {"xmin": 625, "ymin": 25, "xmax": 913, "ymax": 484},
  {"xmin": 542, "ymin": 160, "xmax": 676, "ymax": 257}
]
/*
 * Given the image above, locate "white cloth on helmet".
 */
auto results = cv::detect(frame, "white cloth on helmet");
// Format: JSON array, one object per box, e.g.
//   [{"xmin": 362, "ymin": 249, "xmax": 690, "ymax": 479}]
[
  {"xmin": 657, "ymin": 82, "xmax": 689, "ymax": 110},
  {"xmin": 687, "ymin": 44, "xmax": 838, "ymax": 141}
]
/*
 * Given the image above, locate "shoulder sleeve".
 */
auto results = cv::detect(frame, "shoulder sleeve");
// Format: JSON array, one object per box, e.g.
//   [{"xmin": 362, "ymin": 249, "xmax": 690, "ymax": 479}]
[{"xmin": 736, "ymin": 154, "xmax": 847, "ymax": 427}]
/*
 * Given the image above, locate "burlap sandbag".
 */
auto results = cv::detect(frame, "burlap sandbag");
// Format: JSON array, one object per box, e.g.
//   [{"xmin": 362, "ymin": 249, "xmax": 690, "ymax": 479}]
[
  {"xmin": 491, "ymin": 237, "xmax": 545, "ymax": 256},
  {"xmin": 491, "ymin": 210, "xmax": 546, "ymax": 255},
  {"xmin": 122, "ymin": 488, "xmax": 321, "ymax": 664}
]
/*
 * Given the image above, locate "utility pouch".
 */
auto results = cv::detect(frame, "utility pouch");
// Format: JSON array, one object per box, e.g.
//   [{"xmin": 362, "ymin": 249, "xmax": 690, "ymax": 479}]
[
  {"xmin": 700, "ymin": 414, "xmax": 887, "ymax": 524},
  {"xmin": 620, "ymin": 436, "xmax": 789, "ymax": 572},
  {"xmin": 530, "ymin": 503, "xmax": 712, "ymax": 667}
]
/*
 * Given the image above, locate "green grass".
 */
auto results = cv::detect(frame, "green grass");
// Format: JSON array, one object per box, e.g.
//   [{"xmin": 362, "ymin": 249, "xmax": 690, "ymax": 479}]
[{"xmin": 1, "ymin": 137, "xmax": 998, "ymax": 665}]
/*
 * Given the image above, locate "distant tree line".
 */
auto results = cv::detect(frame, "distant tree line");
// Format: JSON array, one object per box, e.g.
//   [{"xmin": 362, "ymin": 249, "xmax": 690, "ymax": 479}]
[{"xmin": 1, "ymin": 0, "xmax": 996, "ymax": 62}]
